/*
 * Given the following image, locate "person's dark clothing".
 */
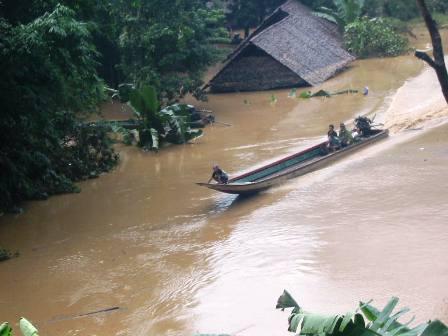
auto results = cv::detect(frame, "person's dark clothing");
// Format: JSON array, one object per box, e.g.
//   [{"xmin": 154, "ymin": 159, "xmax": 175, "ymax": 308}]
[
  {"xmin": 328, "ymin": 130, "xmax": 338, "ymax": 137},
  {"xmin": 212, "ymin": 169, "xmax": 228, "ymax": 184}
]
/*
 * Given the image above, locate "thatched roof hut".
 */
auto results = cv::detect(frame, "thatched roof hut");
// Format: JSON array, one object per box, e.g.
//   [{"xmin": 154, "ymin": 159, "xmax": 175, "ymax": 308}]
[{"xmin": 207, "ymin": 0, "xmax": 355, "ymax": 93}]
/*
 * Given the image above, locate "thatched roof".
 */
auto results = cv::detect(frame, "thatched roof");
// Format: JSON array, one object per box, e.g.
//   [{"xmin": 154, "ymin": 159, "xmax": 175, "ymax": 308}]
[{"xmin": 208, "ymin": 0, "xmax": 355, "ymax": 89}]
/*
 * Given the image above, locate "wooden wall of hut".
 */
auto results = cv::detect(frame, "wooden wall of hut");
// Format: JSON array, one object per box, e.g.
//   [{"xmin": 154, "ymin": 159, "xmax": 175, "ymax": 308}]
[{"xmin": 209, "ymin": 44, "xmax": 308, "ymax": 93}]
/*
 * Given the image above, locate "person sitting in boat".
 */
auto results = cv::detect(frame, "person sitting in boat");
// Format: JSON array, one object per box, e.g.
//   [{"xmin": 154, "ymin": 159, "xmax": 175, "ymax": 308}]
[
  {"xmin": 338, "ymin": 122, "xmax": 353, "ymax": 147},
  {"xmin": 208, "ymin": 165, "xmax": 229, "ymax": 184},
  {"xmin": 327, "ymin": 124, "xmax": 340, "ymax": 151}
]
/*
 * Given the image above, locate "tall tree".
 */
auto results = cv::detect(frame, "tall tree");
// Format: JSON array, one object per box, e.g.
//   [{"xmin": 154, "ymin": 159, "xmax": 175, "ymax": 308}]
[
  {"xmin": 112, "ymin": 0, "xmax": 225, "ymax": 101},
  {"xmin": 415, "ymin": 0, "xmax": 448, "ymax": 103}
]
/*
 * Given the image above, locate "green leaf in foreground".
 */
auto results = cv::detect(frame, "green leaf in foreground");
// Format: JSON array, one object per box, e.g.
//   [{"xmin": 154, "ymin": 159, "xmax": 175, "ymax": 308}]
[
  {"xmin": 360, "ymin": 299, "xmax": 428, "ymax": 336},
  {"xmin": 19, "ymin": 318, "xmax": 39, "ymax": 336},
  {"xmin": 277, "ymin": 291, "xmax": 447, "ymax": 336},
  {"xmin": 276, "ymin": 289, "xmax": 300, "ymax": 310},
  {"xmin": 420, "ymin": 321, "xmax": 448, "ymax": 336},
  {"xmin": 0, "ymin": 323, "xmax": 12, "ymax": 336}
]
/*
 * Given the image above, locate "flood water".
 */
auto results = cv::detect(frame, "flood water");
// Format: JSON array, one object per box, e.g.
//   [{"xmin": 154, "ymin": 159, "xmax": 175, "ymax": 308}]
[{"xmin": 1, "ymin": 28, "xmax": 448, "ymax": 336}]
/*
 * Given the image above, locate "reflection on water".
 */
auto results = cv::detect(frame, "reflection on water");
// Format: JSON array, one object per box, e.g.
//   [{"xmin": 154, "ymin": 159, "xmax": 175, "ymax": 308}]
[{"xmin": 1, "ymin": 28, "xmax": 448, "ymax": 336}]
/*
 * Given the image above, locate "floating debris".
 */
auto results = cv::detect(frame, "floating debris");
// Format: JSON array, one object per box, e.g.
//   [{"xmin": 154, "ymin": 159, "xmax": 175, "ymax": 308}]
[{"xmin": 299, "ymin": 89, "xmax": 359, "ymax": 99}]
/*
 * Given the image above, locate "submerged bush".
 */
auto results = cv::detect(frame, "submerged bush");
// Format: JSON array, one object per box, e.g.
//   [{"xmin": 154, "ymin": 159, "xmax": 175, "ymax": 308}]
[{"xmin": 344, "ymin": 17, "xmax": 408, "ymax": 58}]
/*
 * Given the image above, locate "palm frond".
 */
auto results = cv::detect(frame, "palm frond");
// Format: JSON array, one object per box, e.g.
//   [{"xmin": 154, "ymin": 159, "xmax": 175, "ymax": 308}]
[{"xmin": 312, "ymin": 11, "xmax": 338, "ymax": 24}]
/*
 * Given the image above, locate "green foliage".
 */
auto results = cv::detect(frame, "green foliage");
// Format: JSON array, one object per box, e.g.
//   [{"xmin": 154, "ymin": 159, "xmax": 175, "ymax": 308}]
[
  {"xmin": 129, "ymin": 87, "xmax": 202, "ymax": 150},
  {"xmin": 276, "ymin": 290, "xmax": 301, "ymax": 310},
  {"xmin": 1, "ymin": 0, "xmax": 227, "ymax": 98},
  {"xmin": 314, "ymin": 0, "xmax": 366, "ymax": 28},
  {"xmin": 427, "ymin": 0, "xmax": 448, "ymax": 14},
  {"xmin": 363, "ymin": 0, "xmax": 448, "ymax": 21},
  {"xmin": 344, "ymin": 17, "xmax": 408, "ymax": 58},
  {"xmin": 19, "ymin": 318, "xmax": 38, "ymax": 336},
  {"xmin": 380, "ymin": 17, "xmax": 410, "ymax": 34},
  {"xmin": 226, "ymin": 0, "xmax": 285, "ymax": 30},
  {"xmin": 277, "ymin": 292, "xmax": 443, "ymax": 336},
  {"xmin": 431, "ymin": 13, "xmax": 448, "ymax": 25},
  {"xmin": 362, "ymin": 0, "xmax": 386, "ymax": 17},
  {"xmin": 421, "ymin": 321, "xmax": 448, "ymax": 336},
  {"xmin": 114, "ymin": 0, "xmax": 226, "ymax": 102},
  {"xmin": 0, "ymin": 322, "xmax": 12, "ymax": 336},
  {"xmin": 129, "ymin": 85, "xmax": 164, "ymax": 142},
  {"xmin": 300, "ymin": 0, "xmax": 335, "ymax": 11},
  {"xmin": 0, "ymin": 5, "xmax": 117, "ymax": 212},
  {"xmin": 0, "ymin": 318, "xmax": 39, "ymax": 336},
  {"xmin": 383, "ymin": 1, "xmax": 419, "ymax": 21}
]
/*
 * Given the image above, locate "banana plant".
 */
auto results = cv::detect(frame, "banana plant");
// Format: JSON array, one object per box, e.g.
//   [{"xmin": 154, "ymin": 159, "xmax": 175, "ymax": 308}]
[
  {"xmin": 360, "ymin": 298, "xmax": 428, "ymax": 336},
  {"xmin": 129, "ymin": 86, "xmax": 202, "ymax": 150},
  {"xmin": 277, "ymin": 291, "xmax": 447, "ymax": 336},
  {"xmin": 129, "ymin": 85, "xmax": 162, "ymax": 131},
  {"xmin": 314, "ymin": 0, "xmax": 365, "ymax": 29},
  {"xmin": 277, "ymin": 290, "xmax": 366, "ymax": 335},
  {"xmin": 129, "ymin": 85, "xmax": 164, "ymax": 150}
]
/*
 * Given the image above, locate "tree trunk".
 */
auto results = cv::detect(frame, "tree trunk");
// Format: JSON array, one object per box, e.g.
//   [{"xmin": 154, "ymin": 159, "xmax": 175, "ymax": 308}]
[{"xmin": 415, "ymin": 0, "xmax": 448, "ymax": 103}]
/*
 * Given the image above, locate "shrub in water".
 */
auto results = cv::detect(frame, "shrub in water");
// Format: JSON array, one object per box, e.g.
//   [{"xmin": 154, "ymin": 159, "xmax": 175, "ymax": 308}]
[{"xmin": 344, "ymin": 17, "xmax": 408, "ymax": 58}]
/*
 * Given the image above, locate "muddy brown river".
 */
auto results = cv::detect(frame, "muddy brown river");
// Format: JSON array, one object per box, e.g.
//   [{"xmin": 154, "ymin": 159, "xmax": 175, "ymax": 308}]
[{"xmin": 1, "ymin": 28, "xmax": 448, "ymax": 336}]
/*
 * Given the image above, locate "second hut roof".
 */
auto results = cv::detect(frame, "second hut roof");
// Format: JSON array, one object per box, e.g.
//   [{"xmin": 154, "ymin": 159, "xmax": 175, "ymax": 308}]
[{"xmin": 211, "ymin": 0, "xmax": 355, "ymax": 87}]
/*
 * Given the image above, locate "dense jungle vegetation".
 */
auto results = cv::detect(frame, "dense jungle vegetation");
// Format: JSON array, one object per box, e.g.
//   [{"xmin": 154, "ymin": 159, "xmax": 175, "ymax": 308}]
[
  {"xmin": 0, "ymin": 0, "xmax": 226, "ymax": 213},
  {"xmin": 0, "ymin": 0, "xmax": 447, "ymax": 213}
]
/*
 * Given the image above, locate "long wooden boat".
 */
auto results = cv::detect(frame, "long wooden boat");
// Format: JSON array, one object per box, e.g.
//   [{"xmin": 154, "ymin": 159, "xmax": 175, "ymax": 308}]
[{"xmin": 197, "ymin": 129, "xmax": 389, "ymax": 195}]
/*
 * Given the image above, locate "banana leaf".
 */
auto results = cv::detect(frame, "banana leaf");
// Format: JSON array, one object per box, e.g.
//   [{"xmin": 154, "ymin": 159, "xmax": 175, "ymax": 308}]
[
  {"xmin": 420, "ymin": 321, "xmax": 448, "ymax": 336},
  {"xmin": 288, "ymin": 312, "xmax": 366, "ymax": 335},
  {"xmin": 184, "ymin": 129, "xmax": 203, "ymax": 142},
  {"xmin": 276, "ymin": 290, "xmax": 300, "ymax": 311},
  {"xmin": 0, "ymin": 323, "xmax": 12, "ymax": 336},
  {"xmin": 360, "ymin": 299, "xmax": 428, "ymax": 336},
  {"xmin": 278, "ymin": 292, "xmax": 434, "ymax": 336},
  {"xmin": 19, "ymin": 318, "xmax": 38, "ymax": 336},
  {"xmin": 277, "ymin": 291, "xmax": 366, "ymax": 335},
  {"xmin": 160, "ymin": 108, "xmax": 202, "ymax": 144},
  {"xmin": 129, "ymin": 86, "xmax": 162, "ymax": 132},
  {"xmin": 369, "ymin": 297, "xmax": 400, "ymax": 332},
  {"xmin": 129, "ymin": 90, "xmax": 145, "ymax": 119},
  {"xmin": 160, "ymin": 104, "xmax": 195, "ymax": 121},
  {"xmin": 117, "ymin": 83, "xmax": 134, "ymax": 103},
  {"xmin": 140, "ymin": 85, "xmax": 159, "ymax": 115},
  {"xmin": 313, "ymin": 11, "xmax": 338, "ymax": 24}
]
